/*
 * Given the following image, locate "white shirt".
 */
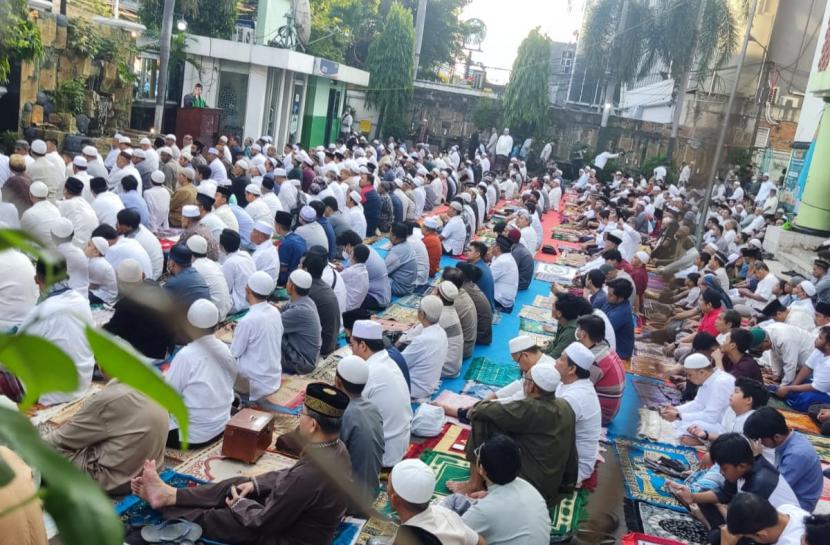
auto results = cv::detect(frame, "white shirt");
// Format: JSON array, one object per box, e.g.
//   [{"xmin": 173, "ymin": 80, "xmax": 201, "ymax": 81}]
[
  {"xmin": 774, "ymin": 504, "xmax": 810, "ymax": 545},
  {"xmin": 0, "ymin": 250, "xmax": 38, "ymax": 330},
  {"xmin": 409, "ymin": 236, "xmax": 430, "ymax": 285},
  {"xmin": 253, "ymin": 239, "xmax": 279, "ymax": 281},
  {"xmin": 549, "ymin": 186, "xmax": 562, "ymax": 211},
  {"xmin": 462, "ymin": 477, "xmax": 550, "ymax": 545},
  {"xmin": 364, "ymin": 350, "xmax": 413, "ymax": 466},
  {"xmin": 106, "ymin": 237, "xmax": 153, "ymax": 280},
  {"xmin": 143, "ymin": 147, "xmax": 160, "ymax": 171},
  {"xmin": 805, "ymin": 350, "xmax": 830, "ymax": 394},
  {"xmin": 678, "ymin": 165, "xmax": 691, "ymax": 184},
  {"xmin": 321, "ymin": 264, "xmax": 348, "ymax": 318},
  {"xmin": 192, "ymin": 257, "xmax": 232, "ymax": 320},
  {"xmin": 57, "ymin": 241, "xmax": 89, "ymax": 298},
  {"xmin": 413, "ymin": 187, "xmax": 426, "ymax": 218},
  {"xmin": 262, "ymin": 193, "xmax": 284, "ymax": 217},
  {"xmin": 592, "ymin": 152, "xmax": 619, "ymax": 169},
  {"xmin": 556, "ymin": 379, "xmax": 602, "ymax": 482},
  {"xmin": 20, "ymin": 289, "xmax": 95, "ymax": 405},
  {"xmin": 762, "ymin": 322, "xmax": 817, "ymax": 384},
  {"xmin": 109, "ymin": 164, "xmax": 142, "ymax": 196},
  {"xmin": 88, "ymin": 255, "xmax": 117, "ymax": 304},
  {"xmin": 295, "ymin": 222, "xmax": 329, "ymax": 252},
  {"xmin": 209, "ymin": 157, "xmax": 228, "ymax": 183},
  {"xmin": 400, "ymin": 322, "xmax": 449, "ymax": 400},
  {"xmin": 441, "ymin": 215, "xmax": 466, "ymax": 255},
  {"xmin": 130, "ymin": 225, "xmax": 164, "ymax": 281},
  {"xmin": 277, "ymin": 181, "xmax": 298, "ymax": 212},
  {"xmin": 57, "ymin": 197, "xmax": 99, "ymax": 247},
  {"xmin": 675, "ymin": 368, "xmax": 735, "ymax": 435},
  {"xmin": 222, "ymin": 251, "xmax": 257, "ymax": 314},
  {"xmin": 491, "ymin": 252, "xmax": 519, "ymax": 309},
  {"xmin": 245, "ymin": 198, "xmax": 272, "ymax": 225},
  {"xmin": 165, "ymin": 334, "xmax": 236, "ymax": 444},
  {"xmin": 519, "ymin": 225, "xmax": 538, "ymax": 252},
  {"xmin": 214, "ymin": 204, "xmax": 239, "ymax": 233},
  {"xmin": 20, "ymin": 200, "xmax": 61, "ymax": 245},
  {"xmin": 230, "ymin": 301, "xmax": 283, "ymax": 400},
  {"xmin": 340, "ymin": 263, "xmax": 369, "ymax": 311},
  {"xmin": 750, "ymin": 273, "xmax": 779, "ymax": 310},
  {"xmin": 144, "ymin": 186, "xmax": 171, "ymax": 232},
  {"xmin": 0, "ymin": 201, "xmax": 19, "ymax": 228},
  {"xmin": 346, "ymin": 206, "xmax": 367, "ymax": 239},
  {"xmin": 92, "ymin": 192, "xmax": 125, "ymax": 227},
  {"xmin": 407, "ymin": 505, "xmax": 479, "ymax": 545},
  {"xmin": 495, "ymin": 134, "xmax": 514, "ymax": 156}
]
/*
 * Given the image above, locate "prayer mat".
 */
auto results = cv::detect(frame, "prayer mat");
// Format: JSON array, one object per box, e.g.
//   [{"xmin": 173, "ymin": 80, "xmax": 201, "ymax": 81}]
[
  {"xmin": 31, "ymin": 383, "xmax": 105, "ymax": 434},
  {"xmin": 636, "ymin": 343, "xmax": 669, "ymax": 358},
  {"xmin": 375, "ymin": 238, "xmax": 392, "ymax": 251},
  {"xmin": 175, "ymin": 443, "xmax": 295, "ymax": 482},
  {"xmin": 614, "ymin": 438, "xmax": 699, "ymax": 512},
  {"xmin": 534, "ymin": 263, "xmax": 578, "ymax": 285},
  {"xmin": 258, "ymin": 374, "xmax": 312, "ymax": 412},
  {"xmin": 393, "ymin": 294, "xmax": 423, "ymax": 309},
  {"xmin": 807, "ymin": 434, "xmax": 830, "ymax": 463},
  {"xmin": 518, "ymin": 305, "xmax": 556, "ymax": 323},
  {"xmin": 781, "ymin": 409, "xmax": 821, "ymax": 435},
  {"xmin": 117, "ymin": 469, "xmax": 205, "ymax": 524},
  {"xmin": 406, "ymin": 422, "xmax": 470, "ymax": 459},
  {"xmin": 333, "ymin": 517, "xmax": 367, "ymax": 545},
  {"xmin": 372, "ymin": 317, "xmax": 414, "ymax": 333},
  {"xmin": 629, "ymin": 501, "xmax": 708, "ymax": 545},
  {"xmin": 379, "ymin": 304, "xmax": 420, "ymax": 325},
  {"xmin": 630, "ymin": 355, "xmax": 674, "ymax": 381},
  {"xmin": 622, "ymin": 533, "xmax": 688, "ymax": 545},
  {"xmin": 556, "ymin": 252, "xmax": 589, "ymax": 268},
  {"xmin": 647, "ymin": 274, "xmax": 668, "ymax": 291},
  {"xmin": 637, "ymin": 409, "xmax": 679, "ymax": 445},
  {"xmin": 163, "ymin": 439, "xmax": 220, "ymax": 466},
  {"xmin": 413, "ymin": 283, "xmax": 436, "ymax": 296},
  {"xmin": 549, "ymin": 489, "xmax": 589, "ymax": 540},
  {"xmin": 632, "ymin": 377, "xmax": 682, "ymax": 410},
  {"xmin": 419, "ymin": 449, "xmax": 470, "ymax": 497},
  {"xmin": 518, "ymin": 331, "xmax": 556, "ymax": 350},
  {"xmin": 356, "ymin": 488, "xmax": 398, "ymax": 545},
  {"xmin": 533, "ymin": 295, "xmax": 556, "ymax": 308},
  {"xmin": 463, "ymin": 357, "xmax": 520, "ymax": 387},
  {"xmin": 519, "ymin": 317, "xmax": 556, "ymax": 335}
]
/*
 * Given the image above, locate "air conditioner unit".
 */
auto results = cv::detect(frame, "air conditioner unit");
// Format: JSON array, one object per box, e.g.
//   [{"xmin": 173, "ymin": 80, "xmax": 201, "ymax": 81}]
[{"xmin": 234, "ymin": 25, "xmax": 255, "ymax": 44}]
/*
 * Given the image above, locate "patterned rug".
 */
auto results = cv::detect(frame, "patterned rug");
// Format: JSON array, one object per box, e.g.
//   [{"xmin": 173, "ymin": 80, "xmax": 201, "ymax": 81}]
[
  {"xmin": 807, "ymin": 433, "xmax": 830, "ymax": 463},
  {"xmin": 625, "ymin": 500, "xmax": 708, "ymax": 545},
  {"xmin": 629, "ymin": 355, "xmax": 674, "ymax": 381},
  {"xmin": 258, "ymin": 374, "xmax": 313, "ymax": 413},
  {"xmin": 622, "ymin": 533, "xmax": 689, "ymax": 545},
  {"xmin": 379, "ymin": 304, "xmax": 420, "ymax": 325},
  {"xmin": 174, "ymin": 442, "xmax": 296, "ymax": 482},
  {"xmin": 163, "ymin": 438, "xmax": 222, "ymax": 466},
  {"xmin": 419, "ymin": 449, "xmax": 471, "ymax": 497},
  {"xmin": 636, "ymin": 343, "xmax": 670, "ymax": 358},
  {"xmin": 533, "ymin": 295, "xmax": 556, "ymax": 309},
  {"xmin": 637, "ymin": 409, "xmax": 679, "ymax": 445},
  {"xmin": 518, "ymin": 305, "xmax": 556, "ymax": 323},
  {"xmin": 781, "ymin": 409, "xmax": 821, "ymax": 435},
  {"xmin": 116, "ymin": 469, "xmax": 205, "ymax": 526},
  {"xmin": 333, "ymin": 518, "xmax": 366, "ymax": 545},
  {"xmin": 550, "ymin": 489, "xmax": 590, "ymax": 540},
  {"xmin": 463, "ymin": 357, "xmax": 520, "ymax": 387},
  {"xmin": 517, "ymin": 331, "xmax": 556, "ymax": 350},
  {"xmin": 406, "ymin": 422, "xmax": 470, "ymax": 459},
  {"xmin": 393, "ymin": 294, "xmax": 424, "ymax": 309},
  {"xmin": 614, "ymin": 438, "xmax": 700, "ymax": 511},
  {"xmin": 31, "ymin": 382, "xmax": 105, "ymax": 434},
  {"xmin": 519, "ymin": 317, "xmax": 556, "ymax": 335},
  {"xmin": 356, "ymin": 488, "xmax": 398, "ymax": 545},
  {"xmin": 631, "ymin": 377, "xmax": 682, "ymax": 410}
]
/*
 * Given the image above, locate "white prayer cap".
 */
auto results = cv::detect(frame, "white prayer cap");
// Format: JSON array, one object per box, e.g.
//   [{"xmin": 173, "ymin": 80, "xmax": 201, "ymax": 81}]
[
  {"xmin": 800, "ymin": 280, "xmax": 817, "ymax": 297},
  {"xmin": 437, "ymin": 281, "xmax": 458, "ymax": 302},
  {"xmin": 30, "ymin": 181, "xmax": 48, "ymax": 198},
  {"xmin": 683, "ymin": 353, "xmax": 711, "ymax": 370},
  {"xmin": 449, "ymin": 201, "xmax": 463, "ymax": 212},
  {"xmin": 165, "ymin": 133, "xmax": 176, "ymax": 140},
  {"xmin": 256, "ymin": 164, "xmax": 267, "ymax": 176},
  {"xmin": 116, "ymin": 258, "xmax": 143, "ymax": 283},
  {"xmin": 198, "ymin": 181, "xmax": 217, "ymax": 199},
  {"xmin": 635, "ymin": 251, "xmax": 650, "ymax": 264},
  {"xmin": 186, "ymin": 235, "xmax": 208, "ymax": 255},
  {"xmin": 158, "ymin": 146, "xmax": 172, "ymax": 156},
  {"xmin": 180, "ymin": 150, "xmax": 193, "ymax": 161},
  {"xmin": 187, "ymin": 299, "xmax": 219, "ymax": 329},
  {"xmin": 113, "ymin": 132, "xmax": 123, "ymax": 139},
  {"xmin": 132, "ymin": 149, "xmax": 146, "ymax": 159},
  {"xmin": 91, "ymin": 236, "xmax": 109, "ymax": 256},
  {"xmin": 749, "ymin": 238, "xmax": 762, "ymax": 248},
  {"xmin": 150, "ymin": 170, "xmax": 166, "ymax": 185},
  {"xmin": 181, "ymin": 167, "xmax": 195, "ymax": 180},
  {"xmin": 31, "ymin": 139, "xmax": 47, "ymax": 155},
  {"xmin": 235, "ymin": 159, "xmax": 249, "ymax": 170},
  {"xmin": 274, "ymin": 168, "xmax": 287, "ymax": 177},
  {"xmin": 119, "ymin": 135, "xmax": 132, "ymax": 144},
  {"xmin": 219, "ymin": 135, "xmax": 228, "ymax": 143},
  {"xmin": 289, "ymin": 269, "xmax": 312, "ymax": 290},
  {"xmin": 251, "ymin": 143, "xmax": 262, "ymax": 152},
  {"xmin": 72, "ymin": 156, "xmax": 87, "ymax": 168},
  {"xmin": 50, "ymin": 217, "xmax": 74, "ymax": 238},
  {"xmin": 299, "ymin": 205, "xmax": 317, "ymax": 222},
  {"xmin": 390, "ymin": 459, "xmax": 435, "ymax": 504},
  {"xmin": 337, "ymin": 355, "xmax": 370, "ymax": 385},
  {"xmin": 419, "ymin": 295, "xmax": 443, "ymax": 322},
  {"xmin": 248, "ymin": 270, "xmax": 275, "ymax": 297},
  {"xmin": 423, "ymin": 217, "xmax": 439, "ymax": 230},
  {"xmin": 349, "ymin": 191, "xmax": 362, "ymax": 205},
  {"xmin": 182, "ymin": 205, "xmax": 200, "ymax": 218},
  {"xmin": 529, "ymin": 362, "xmax": 561, "ymax": 393},
  {"xmin": 353, "ymin": 319, "xmax": 383, "ymax": 340},
  {"xmin": 253, "ymin": 221, "xmax": 273, "ymax": 236},
  {"xmin": 82, "ymin": 145, "xmax": 98, "ymax": 157},
  {"xmin": 564, "ymin": 342, "xmax": 595, "ymax": 370},
  {"xmin": 509, "ymin": 335, "xmax": 535, "ymax": 354},
  {"xmin": 208, "ymin": 147, "xmax": 219, "ymax": 155},
  {"xmin": 243, "ymin": 183, "xmax": 261, "ymax": 196},
  {"xmin": 139, "ymin": 137, "xmax": 151, "ymax": 145}
]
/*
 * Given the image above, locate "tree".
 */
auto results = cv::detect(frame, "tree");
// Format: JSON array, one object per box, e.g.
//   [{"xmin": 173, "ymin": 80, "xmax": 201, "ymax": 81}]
[
  {"xmin": 0, "ymin": 0, "xmax": 43, "ymax": 84},
  {"xmin": 472, "ymin": 97, "xmax": 501, "ymax": 130},
  {"xmin": 139, "ymin": 0, "xmax": 239, "ymax": 39},
  {"xmin": 401, "ymin": 0, "xmax": 472, "ymax": 80},
  {"xmin": 305, "ymin": 0, "xmax": 381, "ymax": 65},
  {"xmin": 365, "ymin": 2, "xmax": 415, "ymax": 138},
  {"xmin": 502, "ymin": 28, "xmax": 552, "ymax": 137}
]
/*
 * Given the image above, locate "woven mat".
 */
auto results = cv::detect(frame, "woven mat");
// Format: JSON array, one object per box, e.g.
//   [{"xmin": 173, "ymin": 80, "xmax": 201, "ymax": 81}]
[
  {"xmin": 632, "ymin": 377, "xmax": 682, "ymax": 410},
  {"xmin": 614, "ymin": 438, "xmax": 699, "ymax": 512},
  {"xmin": 647, "ymin": 274, "xmax": 668, "ymax": 291},
  {"xmin": 419, "ymin": 449, "xmax": 471, "ymax": 497},
  {"xmin": 518, "ymin": 305, "xmax": 556, "ymax": 323},
  {"xmin": 463, "ymin": 357, "xmax": 520, "ymax": 387},
  {"xmin": 379, "ymin": 304, "xmax": 420, "ymax": 325},
  {"xmin": 629, "ymin": 354, "xmax": 675, "ymax": 381},
  {"xmin": 807, "ymin": 434, "xmax": 830, "ymax": 463},
  {"xmin": 637, "ymin": 409, "xmax": 679, "ymax": 445},
  {"xmin": 31, "ymin": 383, "xmax": 105, "ymax": 434},
  {"xmin": 636, "ymin": 343, "xmax": 669, "ymax": 358},
  {"xmin": 533, "ymin": 295, "xmax": 556, "ymax": 308},
  {"xmin": 535, "ymin": 263, "xmax": 578, "ymax": 285},
  {"xmin": 174, "ymin": 442, "xmax": 295, "ymax": 482},
  {"xmin": 781, "ymin": 409, "xmax": 821, "ymax": 435},
  {"xmin": 406, "ymin": 422, "xmax": 470, "ymax": 460},
  {"xmin": 549, "ymin": 489, "xmax": 590, "ymax": 539},
  {"xmin": 622, "ymin": 533, "xmax": 689, "ymax": 545},
  {"xmin": 259, "ymin": 374, "xmax": 313, "ymax": 412},
  {"xmin": 625, "ymin": 500, "xmax": 708, "ymax": 545},
  {"xmin": 519, "ymin": 317, "xmax": 555, "ymax": 335},
  {"xmin": 356, "ymin": 487, "xmax": 398, "ymax": 545},
  {"xmin": 393, "ymin": 294, "xmax": 423, "ymax": 309}
]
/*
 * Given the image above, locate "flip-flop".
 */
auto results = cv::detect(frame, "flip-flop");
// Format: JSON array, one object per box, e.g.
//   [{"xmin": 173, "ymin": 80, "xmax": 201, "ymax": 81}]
[{"xmin": 141, "ymin": 519, "xmax": 201, "ymax": 543}]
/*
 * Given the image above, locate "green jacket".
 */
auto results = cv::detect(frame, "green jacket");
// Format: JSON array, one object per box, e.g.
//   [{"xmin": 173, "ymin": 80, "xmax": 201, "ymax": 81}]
[
  {"xmin": 545, "ymin": 318, "xmax": 578, "ymax": 359},
  {"xmin": 467, "ymin": 393, "xmax": 578, "ymax": 505}
]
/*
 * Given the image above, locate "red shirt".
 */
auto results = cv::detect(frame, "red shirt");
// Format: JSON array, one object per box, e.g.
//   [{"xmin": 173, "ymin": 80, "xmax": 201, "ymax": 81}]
[
  {"xmin": 699, "ymin": 307, "xmax": 723, "ymax": 336},
  {"xmin": 630, "ymin": 265, "xmax": 648, "ymax": 296},
  {"xmin": 422, "ymin": 232, "xmax": 442, "ymax": 277},
  {"xmin": 592, "ymin": 346, "xmax": 626, "ymax": 425}
]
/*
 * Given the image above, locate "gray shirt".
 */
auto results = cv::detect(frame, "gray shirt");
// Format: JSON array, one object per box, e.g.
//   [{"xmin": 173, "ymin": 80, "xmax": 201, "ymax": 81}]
[
  {"xmin": 340, "ymin": 396, "xmax": 384, "ymax": 510},
  {"xmin": 308, "ymin": 278, "xmax": 342, "ymax": 356},
  {"xmin": 462, "ymin": 477, "xmax": 551, "ymax": 545},
  {"xmin": 385, "ymin": 240, "xmax": 418, "ymax": 296},
  {"xmin": 328, "ymin": 212, "xmax": 351, "ymax": 238},
  {"xmin": 511, "ymin": 244, "xmax": 535, "ymax": 290},
  {"xmin": 366, "ymin": 247, "xmax": 392, "ymax": 307},
  {"xmin": 279, "ymin": 296, "xmax": 321, "ymax": 374},
  {"xmin": 455, "ymin": 288, "xmax": 478, "ymax": 359}
]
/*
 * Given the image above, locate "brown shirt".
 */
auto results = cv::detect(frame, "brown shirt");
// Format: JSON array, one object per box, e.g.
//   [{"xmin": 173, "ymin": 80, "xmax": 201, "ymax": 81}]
[
  {"xmin": 0, "ymin": 447, "xmax": 48, "ymax": 545},
  {"xmin": 169, "ymin": 184, "xmax": 197, "ymax": 227}
]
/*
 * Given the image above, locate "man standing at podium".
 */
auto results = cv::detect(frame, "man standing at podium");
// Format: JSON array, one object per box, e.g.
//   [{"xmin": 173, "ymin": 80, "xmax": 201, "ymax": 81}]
[{"xmin": 183, "ymin": 83, "xmax": 206, "ymax": 109}]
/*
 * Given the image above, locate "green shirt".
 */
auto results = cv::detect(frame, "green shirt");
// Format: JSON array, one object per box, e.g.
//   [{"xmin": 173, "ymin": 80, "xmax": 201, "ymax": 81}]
[{"xmin": 545, "ymin": 318, "xmax": 578, "ymax": 359}]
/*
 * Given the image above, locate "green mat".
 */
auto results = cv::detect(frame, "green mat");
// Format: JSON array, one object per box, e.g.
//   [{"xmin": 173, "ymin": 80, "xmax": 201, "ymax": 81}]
[
  {"xmin": 419, "ymin": 449, "xmax": 471, "ymax": 497},
  {"xmin": 463, "ymin": 357, "xmax": 521, "ymax": 387},
  {"xmin": 394, "ymin": 294, "xmax": 424, "ymax": 309},
  {"xmin": 550, "ymin": 489, "xmax": 589, "ymax": 539},
  {"xmin": 519, "ymin": 317, "xmax": 553, "ymax": 335}
]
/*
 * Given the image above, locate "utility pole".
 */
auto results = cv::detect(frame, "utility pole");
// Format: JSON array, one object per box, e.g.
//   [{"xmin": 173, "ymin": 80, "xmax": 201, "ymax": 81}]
[
  {"xmin": 412, "ymin": 0, "xmax": 428, "ymax": 80},
  {"xmin": 154, "ymin": 0, "xmax": 175, "ymax": 133},
  {"xmin": 597, "ymin": 0, "xmax": 629, "ymax": 151},
  {"xmin": 667, "ymin": 0, "xmax": 707, "ymax": 163},
  {"xmin": 695, "ymin": 0, "xmax": 759, "ymax": 248}
]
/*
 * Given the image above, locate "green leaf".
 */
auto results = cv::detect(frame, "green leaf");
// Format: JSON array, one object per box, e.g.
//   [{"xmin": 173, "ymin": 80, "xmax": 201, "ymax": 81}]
[
  {"xmin": 0, "ymin": 334, "xmax": 79, "ymax": 409},
  {"xmin": 0, "ymin": 407, "xmax": 123, "ymax": 545},
  {"xmin": 0, "ymin": 229, "xmax": 45, "ymax": 257},
  {"xmin": 0, "ymin": 457, "xmax": 14, "ymax": 486},
  {"xmin": 85, "ymin": 327, "xmax": 189, "ymax": 448}
]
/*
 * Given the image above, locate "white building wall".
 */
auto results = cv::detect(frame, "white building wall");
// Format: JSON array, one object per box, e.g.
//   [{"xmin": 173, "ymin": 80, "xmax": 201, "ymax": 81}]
[
  {"xmin": 244, "ymin": 65, "xmax": 269, "ymax": 137},
  {"xmin": 619, "ymin": 79, "xmax": 675, "ymax": 123}
]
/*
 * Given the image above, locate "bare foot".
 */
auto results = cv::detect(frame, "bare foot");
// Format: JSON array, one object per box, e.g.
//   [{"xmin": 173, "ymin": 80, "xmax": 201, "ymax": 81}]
[
  {"xmin": 131, "ymin": 475, "xmax": 145, "ymax": 497},
  {"xmin": 140, "ymin": 460, "xmax": 177, "ymax": 509},
  {"xmin": 446, "ymin": 480, "xmax": 482, "ymax": 495}
]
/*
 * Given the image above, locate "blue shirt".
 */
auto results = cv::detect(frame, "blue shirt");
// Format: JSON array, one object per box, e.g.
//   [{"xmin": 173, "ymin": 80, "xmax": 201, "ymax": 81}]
[
  {"xmin": 122, "ymin": 190, "xmax": 151, "ymax": 229},
  {"xmin": 163, "ymin": 266, "xmax": 211, "ymax": 309},
  {"xmin": 390, "ymin": 192, "xmax": 403, "ymax": 223},
  {"xmin": 776, "ymin": 431, "xmax": 823, "ymax": 511},
  {"xmin": 473, "ymin": 260, "xmax": 496, "ymax": 312},
  {"xmin": 366, "ymin": 247, "xmax": 392, "ymax": 308},
  {"xmin": 318, "ymin": 217, "xmax": 338, "ymax": 260},
  {"xmin": 386, "ymin": 346, "xmax": 412, "ymax": 392},
  {"xmin": 590, "ymin": 289, "xmax": 608, "ymax": 309},
  {"xmin": 385, "ymin": 241, "xmax": 418, "ymax": 296},
  {"xmin": 278, "ymin": 232, "xmax": 307, "ymax": 286},
  {"xmin": 229, "ymin": 204, "xmax": 254, "ymax": 251},
  {"xmin": 363, "ymin": 189, "xmax": 382, "ymax": 236},
  {"xmin": 602, "ymin": 300, "xmax": 634, "ymax": 359}
]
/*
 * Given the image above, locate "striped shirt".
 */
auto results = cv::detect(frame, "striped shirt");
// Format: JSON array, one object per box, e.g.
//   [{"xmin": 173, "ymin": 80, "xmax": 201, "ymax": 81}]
[{"xmin": 588, "ymin": 341, "xmax": 626, "ymax": 425}]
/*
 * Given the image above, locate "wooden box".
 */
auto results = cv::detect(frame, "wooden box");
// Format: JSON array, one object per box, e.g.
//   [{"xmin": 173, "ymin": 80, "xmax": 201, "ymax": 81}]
[
  {"xmin": 175, "ymin": 107, "xmax": 221, "ymax": 149},
  {"xmin": 221, "ymin": 408, "xmax": 275, "ymax": 464}
]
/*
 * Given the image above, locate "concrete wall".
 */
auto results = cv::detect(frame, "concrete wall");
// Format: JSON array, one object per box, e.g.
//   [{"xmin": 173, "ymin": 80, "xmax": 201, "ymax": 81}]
[{"xmin": 256, "ymin": 0, "xmax": 292, "ymax": 45}]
